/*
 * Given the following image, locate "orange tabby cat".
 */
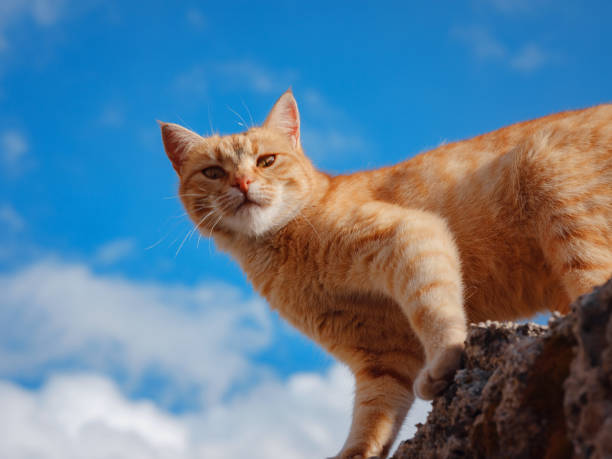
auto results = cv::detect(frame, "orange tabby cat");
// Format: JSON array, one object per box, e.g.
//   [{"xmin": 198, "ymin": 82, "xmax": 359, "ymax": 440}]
[{"xmin": 160, "ymin": 90, "xmax": 612, "ymax": 459}]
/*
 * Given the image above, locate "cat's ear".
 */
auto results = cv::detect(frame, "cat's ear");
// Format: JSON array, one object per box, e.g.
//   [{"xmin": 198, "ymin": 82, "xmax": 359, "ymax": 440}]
[
  {"xmin": 264, "ymin": 89, "xmax": 300, "ymax": 148},
  {"xmin": 159, "ymin": 122, "xmax": 203, "ymax": 175}
]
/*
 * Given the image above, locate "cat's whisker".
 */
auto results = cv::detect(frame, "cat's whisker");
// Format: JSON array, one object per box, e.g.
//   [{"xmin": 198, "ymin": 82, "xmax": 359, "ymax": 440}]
[
  {"xmin": 208, "ymin": 213, "xmax": 225, "ymax": 254},
  {"xmin": 146, "ymin": 210, "xmax": 196, "ymax": 251},
  {"xmin": 241, "ymin": 98, "xmax": 255, "ymax": 128},
  {"xmin": 189, "ymin": 209, "xmax": 218, "ymax": 243},
  {"xmin": 226, "ymin": 104, "xmax": 249, "ymax": 129},
  {"xmin": 166, "ymin": 193, "xmax": 207, "ymax": 199},
  {"xmin": 175, "ymin": 209, "xmax": 217, "ymax": 257},
  {"xmin": 174, "ymin": 229, "xmax": 194, "ymax": 258},
  {"xmin": 167, "ymin": 234, "xmax": 182, "ymax": 250},
  {"xmin": 207, "ymin": 103, "xmax": 215, "ymax": 136},
  {"xmin": 163, "ymin": 194, "xmax": 200, "ymax": 200},
  {"xmin": 170, "ymin": 212, "xmax": 189, "ymax": 221},
  {"xmin": 175, "ymin": 114, "xmax": 195, "ymax": 133},
  {"xmin": 196, "ymin": 209, "xmax": 219, "ymax": 227},
  {"xmin": 146, "ymin": 232, "xmax": 170, "ymax": 251}
]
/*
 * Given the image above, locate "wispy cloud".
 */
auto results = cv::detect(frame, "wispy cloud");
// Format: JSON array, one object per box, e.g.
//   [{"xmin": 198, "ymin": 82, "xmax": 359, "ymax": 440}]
[
  {"xmin": 214, "ymin": 60, "xmax": 297, "ymax": 95},
  {"xmin": 94, "ymin": 238, "xmax": 135, "ymax": 265},
  {"xmin": 0, "ymin": 203, "xmax": 25, "ymax": 232},
  {"xmin": 0, "ymin": 0, "xmax": 67, "ymax": 51},
  {"xmin": 482, "ymin": 0, "xmax": 551, "ymax": 14},
  {"xmin": 298, "ymin": 90, "xmax": 370, "ymax": 165},
  {"xmin": 451, "ymin": 25, "xmax": 550, "ymax": 72},
  {"xmin": 1, "ymin": 129, "xmax": 28, "ymax": 173},
  {"xmin": 301, "ymin": 89, "xmax": 346, "ymax": 121},
  {"xmin": 302, "ymin": 128, "xmax": 367, "ymax": 159},
  {"xmin": 173, "ymin": 60, "xmax": 295, "ymax": 100},
  {"xmin": 173, "ymin": 66, "xmax": 208, "ymax": 98},
  {"xmin": 99, "ymin": 104, "xmax": 125, "ymax": 128},
  {"xmin": 450, "ymin": 26, "xmax": 506, "ymax": 60},
  {"xmin": 510, "ymin": 43, "xmax": 548, "ymax": 72},
  {"xmin": 186, "ymin": 8, "xmax": 207, "ymax": 29}
]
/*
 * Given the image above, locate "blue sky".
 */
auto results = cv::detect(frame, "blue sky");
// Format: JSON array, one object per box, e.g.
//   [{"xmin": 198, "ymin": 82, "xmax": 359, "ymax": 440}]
[{"xmin": 0, "ymin": 1, "xmax": 611, "ymax": 457}]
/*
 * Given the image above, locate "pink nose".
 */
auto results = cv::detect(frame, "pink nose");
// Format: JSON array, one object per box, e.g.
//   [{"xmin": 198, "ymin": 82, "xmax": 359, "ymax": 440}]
[{"xmin": 234, "ymin": 176, "xmax": 252, "ymax": 194}]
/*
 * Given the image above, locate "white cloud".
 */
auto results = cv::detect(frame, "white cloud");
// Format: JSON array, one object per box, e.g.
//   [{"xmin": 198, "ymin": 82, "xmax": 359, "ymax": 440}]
[
  {"xmin": 0, "ymin": 203, "xmax": 25, "ymax": 231},
  {"xmin": 451, "ymin": 25, "xmax": 549, "ymax": 72},
  {"xmin": 1, "ymin": 129, "xmax": 28, "ymax": 171},
  {"xmin": 0, "ymin": 373, "xmax": 187, "ymax": 459},
  {"xmin": 191, "ymin": 364, "xmax": 354, "ymax": 458},
  {"xmin": 0, "ymin": 260, "xmax": 272, "ymax": 406},
  {"xmin": 0, "ymin": 258, "xmax": 432, "ymax": 457},
  {"xmin": 0, "ymin": 368, "xmax": 431, "ymax": 459},
  {"xmin": 196, "ymin": 367, "xmax": 429, "ymax": 458}
]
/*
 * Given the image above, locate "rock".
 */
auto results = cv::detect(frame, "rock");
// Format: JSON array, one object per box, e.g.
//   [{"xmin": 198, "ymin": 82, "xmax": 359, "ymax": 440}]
[{"xmin": 392, "ymin": 279, "xmax": 612, "ymax": 459}]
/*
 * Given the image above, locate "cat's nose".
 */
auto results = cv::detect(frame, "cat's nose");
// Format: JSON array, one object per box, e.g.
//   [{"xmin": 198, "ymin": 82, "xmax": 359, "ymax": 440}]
[{"xmin": 233, "ymin": 176, "xmax": 253, "ymax": 194}]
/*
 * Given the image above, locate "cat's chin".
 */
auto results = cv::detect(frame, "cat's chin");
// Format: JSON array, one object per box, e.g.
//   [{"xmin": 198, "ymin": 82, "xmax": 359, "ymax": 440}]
[{"xmin": 223, "ymin": 202, "xmax": 284, "ymax": 237}]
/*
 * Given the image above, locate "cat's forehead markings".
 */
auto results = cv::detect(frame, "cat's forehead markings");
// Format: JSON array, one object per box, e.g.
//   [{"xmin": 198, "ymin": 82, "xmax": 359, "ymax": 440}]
[
  {"xmin": 215, "ymin": 137, "xmax": 236, "ymax": 160},
  {"xmin": 210, "ymin": 135, "xmax": 255, "ymax": 166},
  {"xmin": 231, "ymin": 134, "xmax": 257, "ymax": 160},
  {"xmin": 232, "ymin": 136, "xmax": 244, "ymax": 157}
]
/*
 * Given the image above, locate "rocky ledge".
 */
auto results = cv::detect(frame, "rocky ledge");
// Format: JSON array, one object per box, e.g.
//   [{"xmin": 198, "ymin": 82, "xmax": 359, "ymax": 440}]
[{"xmin": 393, "ymin": 279, "xmax": 612, "ymax": 459}]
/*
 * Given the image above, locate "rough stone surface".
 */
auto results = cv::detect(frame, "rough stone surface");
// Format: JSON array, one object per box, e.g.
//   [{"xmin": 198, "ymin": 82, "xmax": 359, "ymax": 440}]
[{"xmin": 392, "ymin": 279, "xmax": 612, "ymax": 459}]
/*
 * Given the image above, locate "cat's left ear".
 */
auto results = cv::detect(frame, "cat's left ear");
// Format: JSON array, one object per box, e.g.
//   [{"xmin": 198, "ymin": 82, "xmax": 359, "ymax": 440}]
[
  {"xmin": 159, "ymin": 122, "xmax": 204, "ymax": 175},
  {"xmin": 264, "ymin": 89, "xmax": 300, "ymax": 148}
]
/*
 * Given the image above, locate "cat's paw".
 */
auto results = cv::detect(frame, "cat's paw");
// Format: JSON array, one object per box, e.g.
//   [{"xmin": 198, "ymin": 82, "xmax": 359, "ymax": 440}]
[{"xmin": 414, "ymin": 343, "xmax": 464, "ymax": 400}]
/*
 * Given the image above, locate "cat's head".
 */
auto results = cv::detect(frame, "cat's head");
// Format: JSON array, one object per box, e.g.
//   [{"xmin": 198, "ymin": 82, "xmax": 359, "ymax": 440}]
[{"xmin": 160, "ymin": 90, "xmax": 316, "ymax": 238}]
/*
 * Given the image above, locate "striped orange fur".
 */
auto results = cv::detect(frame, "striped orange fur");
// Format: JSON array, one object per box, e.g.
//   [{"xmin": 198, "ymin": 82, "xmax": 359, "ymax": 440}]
[{"xmin": 160, "ymin": 90, "xmax": 612, "ymax": 459}]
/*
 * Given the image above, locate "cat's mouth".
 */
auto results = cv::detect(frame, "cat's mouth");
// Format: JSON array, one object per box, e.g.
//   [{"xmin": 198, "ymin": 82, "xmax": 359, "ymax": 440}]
[{"xmin": 235, "ymin": 197, "xmax": 259, "ymax": 213}]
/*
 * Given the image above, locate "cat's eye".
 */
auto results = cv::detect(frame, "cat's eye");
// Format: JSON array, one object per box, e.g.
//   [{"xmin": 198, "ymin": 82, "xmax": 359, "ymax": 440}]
[
  {"xmin": 257, "ymin": 154, "xmax": 276, "ymax": 168},
  {"xmin": 202, "ymin": 166, "xmax": 226, "ymax": 179}
]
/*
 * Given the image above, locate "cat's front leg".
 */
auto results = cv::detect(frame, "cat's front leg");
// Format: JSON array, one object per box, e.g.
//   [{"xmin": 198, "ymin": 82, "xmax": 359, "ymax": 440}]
[
  {"xmin": 346, "ymin": 204, "xmax": 467, "ymax": 400},
  {"xmin": 390, "ymin": 210, "xmax": 467, "ymax": 400},
  {"xmin": 330, "ymin": 371, "xmax": 414, "ymax": 459}
]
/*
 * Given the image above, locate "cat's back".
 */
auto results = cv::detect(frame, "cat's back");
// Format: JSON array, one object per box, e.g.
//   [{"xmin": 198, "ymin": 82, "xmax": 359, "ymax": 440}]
[
  {"xmin": 367, "ymin": 103, "xmax": 612, "ymax": 207},
  {"xmin": 356, "ymin": 104, "xmax": 612, "ymax": 320}
]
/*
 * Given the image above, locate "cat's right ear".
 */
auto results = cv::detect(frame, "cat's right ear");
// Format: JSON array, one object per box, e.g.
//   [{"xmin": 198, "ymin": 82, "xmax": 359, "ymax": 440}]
[
  {"xmin": 264, "ymin": 89, "xmax": 300, "ymax": 148},
  {"xmin": 159, "ymin": 121, "xmax": 203, "ymax": 175}
]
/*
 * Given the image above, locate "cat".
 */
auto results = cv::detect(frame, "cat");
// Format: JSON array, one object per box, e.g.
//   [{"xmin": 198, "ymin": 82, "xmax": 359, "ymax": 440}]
[{"xmin": 160, "ymin": 90, "xmax": 612, "ymax": 459}]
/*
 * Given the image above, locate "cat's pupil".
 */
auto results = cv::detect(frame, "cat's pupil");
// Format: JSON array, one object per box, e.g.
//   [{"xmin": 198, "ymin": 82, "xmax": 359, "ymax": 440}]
[
  {"xmin": 257, "ymin": 154, "xmax": 276, "ymax": 168},
  {"xmin": 202, "ymin": 166, "xmax": 226, "ymax": 179}
]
